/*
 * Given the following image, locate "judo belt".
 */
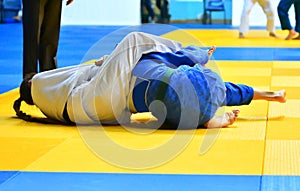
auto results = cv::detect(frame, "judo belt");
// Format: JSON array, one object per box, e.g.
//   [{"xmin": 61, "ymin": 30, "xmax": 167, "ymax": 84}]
[
  {"xmin": 132, "ymin": 68, "xmax": 175, "ymax": 112},
  {"xmin": 63, "ymin": 103, "xmax": 74, "ymax": 124},
  {"xmin": 155, "ymin": 68, "xmax": 175, "ymax": 100}
]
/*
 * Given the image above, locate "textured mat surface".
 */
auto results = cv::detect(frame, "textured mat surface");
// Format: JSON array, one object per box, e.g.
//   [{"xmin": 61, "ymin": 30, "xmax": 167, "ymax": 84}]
[{"xmin": 0, "ymin": 24, "xmax": 299, "ymax": 190}]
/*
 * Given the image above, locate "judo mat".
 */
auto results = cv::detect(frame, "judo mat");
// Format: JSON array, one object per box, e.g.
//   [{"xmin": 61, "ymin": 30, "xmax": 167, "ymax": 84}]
[{"xmin": 0, "ymin": 23, "xmax": 300, "ymax": 191}]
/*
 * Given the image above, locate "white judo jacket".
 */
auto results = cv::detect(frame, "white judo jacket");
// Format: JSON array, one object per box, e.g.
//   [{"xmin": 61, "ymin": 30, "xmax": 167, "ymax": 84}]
[{"xmin": 31, "ymin": 32, "xmax": 182, "ymax": 125}]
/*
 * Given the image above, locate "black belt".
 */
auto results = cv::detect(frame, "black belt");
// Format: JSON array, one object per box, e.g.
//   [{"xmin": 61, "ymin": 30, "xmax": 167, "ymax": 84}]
[
  {"xmin": 132, "ymin": 78, "xmax": 150, "ymax": 112},
  {"xmin": 155, "ymin": 68, "xmax": 175, "ymax": 101},
  {"xmin": 63, "ymin": 103, "xmax": 74, "ymax": 124},
  {"xmin": 132, "ymin": 68, "xmax": 175, "ymax": 112}
]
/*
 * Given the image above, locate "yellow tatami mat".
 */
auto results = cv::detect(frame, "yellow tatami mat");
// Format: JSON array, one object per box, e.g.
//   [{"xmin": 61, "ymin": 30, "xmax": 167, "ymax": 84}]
[
  {"xmin": 0, "ymin": 29, "xmax": 299, "ymax": 187},
  {"xmin": 0, "ymin": 88, "xmax": 266, "ymax": 174},
  {"xmin": 164, "ymin": 29, "xmax": 300, "ymax": 47}
]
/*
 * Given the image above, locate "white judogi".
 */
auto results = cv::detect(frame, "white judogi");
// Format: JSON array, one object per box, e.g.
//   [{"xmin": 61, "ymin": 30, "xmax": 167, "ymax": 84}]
[
  {"xmin": 239, "ymin": 0, "xmax": 276, "ymax": 33},
  {"xmin": 31, "ymin": 32, "xmax": 182, "ymax": 125}
]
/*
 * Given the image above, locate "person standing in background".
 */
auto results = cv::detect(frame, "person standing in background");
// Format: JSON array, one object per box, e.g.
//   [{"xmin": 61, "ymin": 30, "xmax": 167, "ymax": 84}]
[
  {"xmin": 22, "ymin": 0, "xmax": 74, "ymax": 78},
  {"xmin": 277, "ymin": 0, "xmax": 300, "ymax": 40},
  {"xmin": 239, "ymin": 0, "xmax": 277, "ymax": 38},
  {"xmin": 141, "ymin": 0, "xmax": 157, "ymax": 23},
  {"xmin": 156, "ymin": 0, "xmax": 170, "ymax": 24}
]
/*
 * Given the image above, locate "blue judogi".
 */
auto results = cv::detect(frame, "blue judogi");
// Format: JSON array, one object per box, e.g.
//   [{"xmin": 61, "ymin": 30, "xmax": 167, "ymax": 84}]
[{"xmin": 132, "ymin": 46, "xmax": 254, "ymax": 129}]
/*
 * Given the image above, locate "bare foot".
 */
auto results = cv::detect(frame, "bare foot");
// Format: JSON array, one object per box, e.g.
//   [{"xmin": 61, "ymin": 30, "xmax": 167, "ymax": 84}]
[
  {"xmin": 263, "ymin": 89, "xmax": 287, "ymax": 103},
  {"xmin": 293, "ymin": 35, "xmax": 300, "ymax": 40},
  {"xmin": 253, "ymin": 89, "xmax": 287, "ymax": 103},
  {"xmin": 239, "ymin": 32, "xmax": 245, "ymax": 39},
  {"xmin": 285, "ymin": 30, "xmax": 296, "ymax": 40},
  {"xmin": 269, "ymin": 32, "xmax": 278, "ymax": 38},
  {"xmin": 208, "ymin": 45, "xmax": 216, "ymax": 58},
  {"xmin": 205, "ymin": 109, "xmax": 240, "ymax": 128},
  {"xmin": 274, "ymin": 89, "xmax": 287, "ymax": 103}
]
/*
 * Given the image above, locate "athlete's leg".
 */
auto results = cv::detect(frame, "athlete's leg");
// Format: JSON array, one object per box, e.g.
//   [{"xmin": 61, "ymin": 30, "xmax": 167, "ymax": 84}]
[
  {"xmin": 258, "ymin": 0, "xmax": 277, "ymax": 37},
  {"xmin": 239, "ymin": 0, "xmax": 256, "ymax": 38},
  {"xmin": 204, "ymin": 88, "xmax": 286, "ymax": 128},
  {"xmin": 277, "ymin": 0, "xmax": 295, "ymax": 40},
  {"xmin": 293, "ymin": 0, "xmax": 300, "ymax": 39},
  {"xmin": 253, "ymin": 88, "xmax": 286, "ymax": 102},
  {"xmin": 223, "ymin": 82, "xmax": 286, "ymax": 106}
]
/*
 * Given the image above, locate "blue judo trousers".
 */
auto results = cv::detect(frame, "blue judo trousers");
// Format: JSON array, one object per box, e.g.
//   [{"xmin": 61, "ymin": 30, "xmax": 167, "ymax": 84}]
[
  {"xmin": 132, "ymin": 46, "xmax": 254, "ymax": 129},
  {"xmin": 277, "ymin": 0, "xmax": 300, "ymax": 33}
]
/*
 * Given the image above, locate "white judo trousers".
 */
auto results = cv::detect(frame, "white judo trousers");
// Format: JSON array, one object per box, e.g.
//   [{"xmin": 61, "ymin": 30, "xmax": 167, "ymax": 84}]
[
  {"xmin": 31, "ymin": 32, "xmax": 182, "ymax": 124},
  {"xmin": 239, "ymin": 0, "xmax": 276, "ymax": 33}
]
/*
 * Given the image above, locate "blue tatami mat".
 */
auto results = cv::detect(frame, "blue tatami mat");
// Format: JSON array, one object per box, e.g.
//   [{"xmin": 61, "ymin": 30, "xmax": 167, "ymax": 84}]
[
  {"xmin": 0, "ymin": 171, "xmax": 18, "ymax": 185},
  {"xmin": 0, "ymin": 23, "xmax": 180, "ymax": 93},
  {"xmin": 1, "ymin": 23, "xmax": 299, "ymax": 93},
  {"xmin": 212, "ymin": 47, "xmax": 300, "ymax": 61},
  {"xmin": 0, "ymin": 172, "xmax": 261, "ymax": 191},
  {"xmin": 261, "ymin": 176, "xmax": 300, "ymax": 191},
  {"xmin": 1, "ymin": 23, "xmax": 300, "ymax": 191}
]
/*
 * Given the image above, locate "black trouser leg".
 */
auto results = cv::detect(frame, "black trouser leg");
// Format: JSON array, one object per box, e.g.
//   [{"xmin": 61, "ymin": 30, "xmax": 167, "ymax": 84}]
[
  {"xmin": 39, "ymin": 0, "xmax": 62, "ymax": 72},
  {"xmin": 22, "ymin": 0, "xmax": 41, "ymax": 78},
  {"xmin": 22, "ymin": 0, "xmax": 62, "ymax": 78}
]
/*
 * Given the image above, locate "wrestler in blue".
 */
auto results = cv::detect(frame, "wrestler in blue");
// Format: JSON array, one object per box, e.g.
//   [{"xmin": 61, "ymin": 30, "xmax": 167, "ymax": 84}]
[
  {"xmin": 13, "ymin": 32, "xmax": 286, "ymax": 129},
  {"xmin": 131, "ymin": 46, "xmax": 251, "ymax": 129}
]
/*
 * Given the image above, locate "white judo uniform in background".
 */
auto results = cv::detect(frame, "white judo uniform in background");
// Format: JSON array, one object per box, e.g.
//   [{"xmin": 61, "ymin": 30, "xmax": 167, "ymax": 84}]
[
  {"xmin": 31, "ymin": 32, "xmax": 182, "ymax": 125},
  {"xmin": 239, "ymin": 0, "xmax": 276, "ymax": 34}
]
